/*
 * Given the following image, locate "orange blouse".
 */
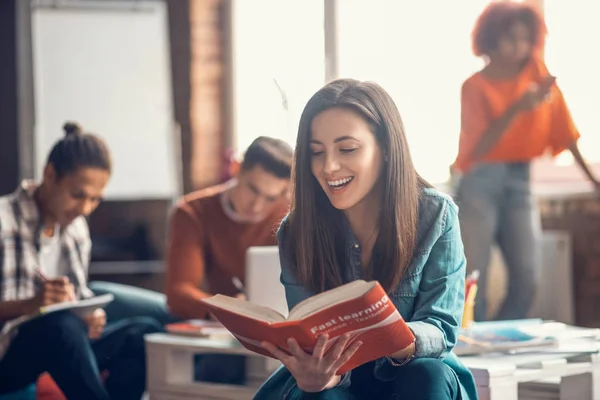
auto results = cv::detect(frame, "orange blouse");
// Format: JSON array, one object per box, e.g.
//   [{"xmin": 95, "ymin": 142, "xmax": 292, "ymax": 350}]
[{"xmin": 453, "ymin": 58, "xmax": 580, "ymax": 173}]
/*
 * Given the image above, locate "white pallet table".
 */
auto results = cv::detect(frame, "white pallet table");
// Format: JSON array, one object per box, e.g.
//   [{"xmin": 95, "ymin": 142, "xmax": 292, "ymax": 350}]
[
  {"xmin": 461, "ymin": 340, "xmax": 600, "ymax": 400},
  {"xmin": 145, "ymin": 333, "xmax": 266, "ymax": 400},
  {"xmin": 146, "ymin": 329, "xmax": 600, "ymax": 400}
]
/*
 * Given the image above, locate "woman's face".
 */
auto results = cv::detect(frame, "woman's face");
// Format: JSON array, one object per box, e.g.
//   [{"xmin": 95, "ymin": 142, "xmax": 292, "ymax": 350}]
[
  {"xmin": 495, "ymin": 21, "xmax": 533, "ymax": 65},
  {"xmin": 309, "ymin": 107, "xmax": 385, "ymax": 212}
]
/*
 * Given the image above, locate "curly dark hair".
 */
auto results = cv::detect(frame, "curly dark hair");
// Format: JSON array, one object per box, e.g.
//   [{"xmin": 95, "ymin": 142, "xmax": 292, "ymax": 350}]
[{"xmin": 472, "ymin": 1, "xmax": 547, "ymax": 58}]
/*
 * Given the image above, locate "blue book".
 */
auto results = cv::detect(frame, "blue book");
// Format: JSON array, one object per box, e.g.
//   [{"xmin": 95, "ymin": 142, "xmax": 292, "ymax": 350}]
[{"xmin": 455, "ymin": 319, "xmax": 556, "ymax": 356}]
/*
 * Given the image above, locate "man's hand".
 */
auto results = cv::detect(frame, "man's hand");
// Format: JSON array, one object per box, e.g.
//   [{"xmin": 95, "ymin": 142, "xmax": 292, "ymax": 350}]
[
  {"xmin": 235, "ymin": 293, "xmax": 247, "ymax": 301},
  {"xmin": 33, "ymin": 276, "xmax": 75, "ymax": 309},
  {"xmin": 83, "ymin": 308, "xmax": 107, "ymax": 340}
]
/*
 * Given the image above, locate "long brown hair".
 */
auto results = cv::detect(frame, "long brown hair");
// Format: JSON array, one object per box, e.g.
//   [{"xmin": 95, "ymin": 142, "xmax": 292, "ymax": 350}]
[{"xmin": 286, "ymin": 78, "xmax": 429, "ymax": 294}]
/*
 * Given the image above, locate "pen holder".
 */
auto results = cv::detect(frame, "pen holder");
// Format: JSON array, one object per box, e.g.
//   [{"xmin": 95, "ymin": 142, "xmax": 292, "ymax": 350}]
[
  {"xmin": 461, "ymin": 284, "xmax": 477, "ymax": 329},
  {"xmin": 462, "ymin": 300, "xmax": 475, "ymax": 329}
]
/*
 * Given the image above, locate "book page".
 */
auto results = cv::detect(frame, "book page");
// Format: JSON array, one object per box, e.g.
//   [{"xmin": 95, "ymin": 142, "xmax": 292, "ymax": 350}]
[
  {"xmin": 202, "ymin": 295, "xmax": 286, "ymax": 323},
  {"xmin": 288, "ymin": 280, "xmax": 374, "ymax": 321}
]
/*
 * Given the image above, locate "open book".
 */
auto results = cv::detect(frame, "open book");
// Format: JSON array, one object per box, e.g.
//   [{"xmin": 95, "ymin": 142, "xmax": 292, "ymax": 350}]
[
  {"xmin": 1, "ymin": 294, "xmax": 114, "ymax": 337},
  {"xmin": 201, "ymin": 280, "xmax": 415, "ymax": 374}
]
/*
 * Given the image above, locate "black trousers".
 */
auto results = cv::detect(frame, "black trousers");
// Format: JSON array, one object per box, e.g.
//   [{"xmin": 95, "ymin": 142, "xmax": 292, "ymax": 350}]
[{"xmin": 0, "ymin": 311, "xmax": 161, "ymax": 399}]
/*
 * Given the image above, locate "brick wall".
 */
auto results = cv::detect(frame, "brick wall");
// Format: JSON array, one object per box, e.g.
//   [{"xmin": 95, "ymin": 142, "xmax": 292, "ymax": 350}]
[
  {"xmin": 167, "ymin": 0, "xmax": 193, "ymax": 194},
  {"xmin": 189, "ymin": 0, "xmax": 228, "ymax": 190},
  {"xmin": 540, "ymin": 195, "xmax": 600, "ymax": 327},
  {"xmin": 167, "ymin": 0, "xmax": 229, "ymax": 193}
]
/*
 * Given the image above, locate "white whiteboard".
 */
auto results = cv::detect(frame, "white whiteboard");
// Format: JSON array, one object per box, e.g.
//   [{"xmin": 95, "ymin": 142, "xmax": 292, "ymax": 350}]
[{"xmin": 31, "ymin": 0, "xmax": 179, "ymax": 200}]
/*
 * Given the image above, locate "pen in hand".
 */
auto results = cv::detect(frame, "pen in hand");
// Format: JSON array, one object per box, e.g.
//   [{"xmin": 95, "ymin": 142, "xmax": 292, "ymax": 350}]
[
  {"xmin": 34, "ymin": 269, "xmax": 76, "ymax": 303},
  {"xmin": 34, "ymin": 268, "xmax": 48, "ymax": 283},
  {"xmin": 231, "ymin": 276, "xmax": 247, "ymax": 300}
]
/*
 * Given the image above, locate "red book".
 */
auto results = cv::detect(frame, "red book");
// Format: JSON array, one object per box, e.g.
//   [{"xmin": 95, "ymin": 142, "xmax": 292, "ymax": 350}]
[
  {"xmin": 166, "ymin": 320, "xmax": 233, "ymax": 340},
  {"xmin": 201, "ymin": 280, "xmax": 415, "ymax": 375}
]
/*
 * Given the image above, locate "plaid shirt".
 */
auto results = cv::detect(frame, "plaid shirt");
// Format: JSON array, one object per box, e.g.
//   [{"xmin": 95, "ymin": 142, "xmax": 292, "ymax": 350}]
[{"xmin": 0, "ymin": 180, "xmax": 94, "ymax": 360}]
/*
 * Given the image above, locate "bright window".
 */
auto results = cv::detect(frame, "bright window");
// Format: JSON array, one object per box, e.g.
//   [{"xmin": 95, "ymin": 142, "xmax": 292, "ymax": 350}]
[
  {"xmin": 231, "ymin": 0, "xmax": 325, "ymax": 155},
  {"xmin": 336, "ymin": 0, "xmax": 489, "ymax": 184},
  {"xmin": 544, "ymin": 1, "xmax": 600, "ymax": 166},
  {"xmin": 232, "ymin": 1, "xmax": 598, "ymax": 185}
]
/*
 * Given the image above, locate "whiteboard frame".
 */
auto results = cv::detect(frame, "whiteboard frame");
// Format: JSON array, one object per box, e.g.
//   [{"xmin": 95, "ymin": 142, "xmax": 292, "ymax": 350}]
[{"xmin": 30, "ymin": 0, "xmax": 181, "ymax": 201}]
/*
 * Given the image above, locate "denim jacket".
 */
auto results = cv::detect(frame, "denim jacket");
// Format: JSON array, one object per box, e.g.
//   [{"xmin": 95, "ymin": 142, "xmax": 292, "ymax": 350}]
[{"xmin": 253, "ymin": 188, "xmax": 478, "ymax": 400}]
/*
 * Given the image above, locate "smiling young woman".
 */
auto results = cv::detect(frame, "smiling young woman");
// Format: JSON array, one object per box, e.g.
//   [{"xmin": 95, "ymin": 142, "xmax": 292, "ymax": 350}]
[
  {"xmin": 453, "ymin": 1, "xmax": 600, "ymax": 322},
  {"xmin": 253, "ymin": 79, "xmax": 478, "ymax": 400}
]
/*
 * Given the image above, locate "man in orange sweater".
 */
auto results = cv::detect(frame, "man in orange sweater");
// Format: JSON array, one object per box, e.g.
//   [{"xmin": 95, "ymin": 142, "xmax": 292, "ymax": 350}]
[
  {"xmin": 87, "ymin": 137, "xmax": 292, "ymax": 385},
  {"xmin": 165, "ymin": 136, "xmax": 292, "ymax": 319},
  {"xmin": 165, "ymin": 136, "xmax": 292, "ymax": 384}
]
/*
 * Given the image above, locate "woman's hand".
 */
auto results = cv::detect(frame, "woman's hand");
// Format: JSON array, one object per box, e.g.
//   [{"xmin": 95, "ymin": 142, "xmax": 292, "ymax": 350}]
[
  {"xmin": 515, "ymin": 76, "xmax": 556, "ymax": 112},
  {"xmin": 389, "ymin": 341, "xmax": 416, "ymax": 362},
  {"xmin": 261, "ymin": 333, "xmax": 362, "ymax": 393}
]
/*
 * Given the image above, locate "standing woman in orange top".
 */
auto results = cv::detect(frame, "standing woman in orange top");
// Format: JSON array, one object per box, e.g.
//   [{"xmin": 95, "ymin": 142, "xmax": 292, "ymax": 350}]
[{"xmin": 453, "ymin": 1, "xmax": 600, "ymax": 322}]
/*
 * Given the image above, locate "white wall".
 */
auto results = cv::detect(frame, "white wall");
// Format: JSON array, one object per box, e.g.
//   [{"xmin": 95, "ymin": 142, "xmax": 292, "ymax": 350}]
[{"xmin": 31, "ymin": 0, "xmax": 178, "ymax": 200}]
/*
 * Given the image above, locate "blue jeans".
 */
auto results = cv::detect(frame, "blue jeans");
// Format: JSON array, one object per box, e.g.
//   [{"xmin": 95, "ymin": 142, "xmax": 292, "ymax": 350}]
[
  {"xmin": 88, "ymin": 281, "xmax": 178, "ymax": 326},
  {"xmin": 456, "ymin": 162, "xmax": 541, "ymax": 321},
  {"xmin": 282, "ymin": 359, "xmax": 460, "ymax": 400},
  {"xmin": 89, "ymin": 281, "xmax": 245, "ymax": 384},
  {"xmin": 0, "ymin": 312, "xmax": 161, "ymax": 399}
]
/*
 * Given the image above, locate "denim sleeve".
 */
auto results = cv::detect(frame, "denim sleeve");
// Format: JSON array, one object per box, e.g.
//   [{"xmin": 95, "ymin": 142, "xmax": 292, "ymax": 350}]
[
  {"xmin": 408, "ymin": 201, "xmax": 465, "ymax": 358},
  {"xmin": 276, "ymin": 218, "xmax": 352, "ymax": 390},
  {"xmin": 374, "ymin": 201, "xmax": 466, "ymax": 380}
]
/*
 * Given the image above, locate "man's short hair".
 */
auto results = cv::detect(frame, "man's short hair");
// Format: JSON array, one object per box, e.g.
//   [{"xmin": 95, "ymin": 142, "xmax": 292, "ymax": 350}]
[{"xmin": 240, "ymin": 136, "xmax": 293, "ymax": 179}]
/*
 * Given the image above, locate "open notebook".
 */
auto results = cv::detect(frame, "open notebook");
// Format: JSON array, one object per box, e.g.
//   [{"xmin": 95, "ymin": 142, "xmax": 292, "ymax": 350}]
[{"xmin": 1, "ymin": 294, "xmax": 114, "ymax": 337}]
